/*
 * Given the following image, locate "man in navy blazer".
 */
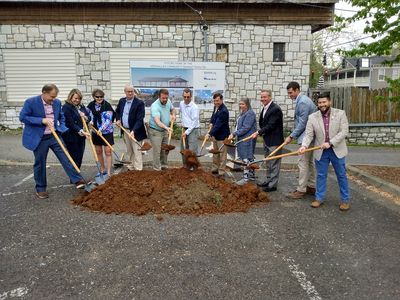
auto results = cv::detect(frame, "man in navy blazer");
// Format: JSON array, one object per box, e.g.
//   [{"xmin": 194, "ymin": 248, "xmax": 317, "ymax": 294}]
[
  {"xmin": 19, "ymin": 84, "xmax": 85, "ymax": 199},
  {"xmin": 206, "ymin": 93, "xmax": 230, "ymax": 176},
  {"xmin": 115, "ymin": 85, "xmax": 147, "ymax": 170},
  {"xmin": 251, "ymin": 90, "xmax": 284, "ymax": 192},
  {"xmin": 284, "ymin": 81, "xmax": 317, "ymax": 199}
]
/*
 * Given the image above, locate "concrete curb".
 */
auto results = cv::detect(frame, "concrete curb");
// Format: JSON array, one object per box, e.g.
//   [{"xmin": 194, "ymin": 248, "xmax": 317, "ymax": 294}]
[{"xmin": 347, "ymin": 165, "xmax": 400, "ymax": 196}]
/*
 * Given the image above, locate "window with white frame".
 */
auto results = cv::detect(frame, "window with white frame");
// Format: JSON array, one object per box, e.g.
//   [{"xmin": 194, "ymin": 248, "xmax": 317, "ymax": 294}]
[
  {"xmin": 378, "ymin": 69, "xmax": 386, "ymax": 81},
  {"xmin": 392, "ymin": 68, "xmax": 399, "ymax": 79},
  {"xmin": 273, "ymin": 43, "xmax": 285, "ymax": 62}
]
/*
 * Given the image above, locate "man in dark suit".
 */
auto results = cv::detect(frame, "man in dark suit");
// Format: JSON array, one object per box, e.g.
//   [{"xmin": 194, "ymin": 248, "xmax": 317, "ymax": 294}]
[
  {"xmin": 206, "ymin": 93, "xmax": 230, "ymax": 176},
  {"xmin": 115, "ymin": 84, "xmax": 147, "ymax": 171},
  {"xmin": 251, "ymin": 89, "xmax": 284, "ymax": 192},
  {"xmin": 19, "ymin": 84, "xmax": 86, "ymax": 199}
]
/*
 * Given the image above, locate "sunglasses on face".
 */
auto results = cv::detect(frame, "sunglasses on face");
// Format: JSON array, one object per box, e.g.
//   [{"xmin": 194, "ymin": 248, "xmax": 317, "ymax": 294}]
[{"xmin": 94, "ymin": 96, "xmax": 103, "ymax": 99}]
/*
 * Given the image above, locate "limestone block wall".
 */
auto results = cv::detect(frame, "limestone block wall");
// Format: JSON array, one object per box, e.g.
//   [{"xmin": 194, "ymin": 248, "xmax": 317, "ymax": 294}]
[
  {"xmin": 0, "ymin": 23, "xmax": 312, "ymax": 130},
  {"xmin": 348, "ymin": 124, "xmax": 400, "ymax": 145}
]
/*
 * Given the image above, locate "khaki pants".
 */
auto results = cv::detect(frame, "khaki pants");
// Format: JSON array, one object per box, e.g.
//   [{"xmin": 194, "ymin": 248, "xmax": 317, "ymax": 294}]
[
  {"xmin": 211, "ymin": 138, "xmax": 227, "ymax": 175},
  {"xmin": 148, "ymin": 127, "xmax": 168, "ymax": 171},
  {"xmin": 297, "ymin": 149, "xmax": 315, "ymax": 192},
  {"xmin": 122, "ymin": 130, "xmax": 143, "ymax": 171}
]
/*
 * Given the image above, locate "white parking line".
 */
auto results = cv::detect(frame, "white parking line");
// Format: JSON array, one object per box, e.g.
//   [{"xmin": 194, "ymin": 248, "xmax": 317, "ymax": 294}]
[
  {"xmin": 256, "ymin": 215, "xmax": 322, "ymax": 300},
  {"xmin": 12, "ymin": 165, "xmax": 50, "ymax": 188}
]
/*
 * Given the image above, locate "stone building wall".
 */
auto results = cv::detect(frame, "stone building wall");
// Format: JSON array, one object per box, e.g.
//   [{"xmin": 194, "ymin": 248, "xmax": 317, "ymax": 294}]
[
  {"xmin": 348, "ymin": 125, "xmax": 400, "ymax": 145},
  {"xmin": 0, "ymin": 23, "xmax": 312, "ymax": 129}
]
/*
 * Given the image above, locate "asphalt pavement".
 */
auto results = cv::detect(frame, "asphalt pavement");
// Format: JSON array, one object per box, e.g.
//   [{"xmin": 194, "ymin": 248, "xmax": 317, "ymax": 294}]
[{"xmin": 0, "ymin": 133, "xmax": 399, "ymax": 299}]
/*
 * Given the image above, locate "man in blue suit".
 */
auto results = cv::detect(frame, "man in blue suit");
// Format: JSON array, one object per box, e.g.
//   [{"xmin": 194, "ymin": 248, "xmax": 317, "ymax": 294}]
[
  {"xmin": 284, "ymin": 81, "xmax": 317, "ymax": 199},
  {"xmin": 115, "ymin": 84, "xmax": 147, "ymax": 171},
  {"xmin": 206, "ymin": 93, "xmax": 230, "ymax": 176},
  {"xmin": 19, "ymin": 84, "xmax": 85, "ymax": 199}
]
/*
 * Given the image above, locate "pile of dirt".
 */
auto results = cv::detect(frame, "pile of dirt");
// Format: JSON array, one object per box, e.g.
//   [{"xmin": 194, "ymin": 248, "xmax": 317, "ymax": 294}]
[{"xmin": 73, "ymin": 168, "xmax": 269, "ymax": 216}]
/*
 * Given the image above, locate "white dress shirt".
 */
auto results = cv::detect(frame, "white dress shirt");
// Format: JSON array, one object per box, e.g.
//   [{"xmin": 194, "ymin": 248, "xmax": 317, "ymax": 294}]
[{"xmin": 179, "ymin": 100, "xmax": 200, "ymax": 135}]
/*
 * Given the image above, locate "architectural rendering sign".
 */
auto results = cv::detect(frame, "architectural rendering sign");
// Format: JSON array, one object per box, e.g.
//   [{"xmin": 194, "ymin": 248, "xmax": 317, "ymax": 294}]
[{"xmin": 130, "ymin": 61, "xmax": 225, "ymax": 108}]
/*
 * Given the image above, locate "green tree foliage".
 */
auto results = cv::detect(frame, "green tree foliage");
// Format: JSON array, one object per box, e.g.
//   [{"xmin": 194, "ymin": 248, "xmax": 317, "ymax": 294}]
[{"xmin": 335, "ymin": 0, "xmax": 400, "ymax": 104}]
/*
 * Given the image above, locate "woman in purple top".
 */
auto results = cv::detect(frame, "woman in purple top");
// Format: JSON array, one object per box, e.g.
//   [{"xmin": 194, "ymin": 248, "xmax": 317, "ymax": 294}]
[{"xmin": 87, "ymin": 89, "xmax": 115, "ymax": 176}]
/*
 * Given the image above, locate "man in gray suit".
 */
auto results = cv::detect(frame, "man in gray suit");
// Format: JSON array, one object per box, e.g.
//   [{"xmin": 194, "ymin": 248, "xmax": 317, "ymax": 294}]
[
  {"xmin": 284, "ymin": 81, "xmax": 317, "ymax": 199},
  {"xmin": 299, "ymin": 92, "xmax": 350, "ymax": 211}
]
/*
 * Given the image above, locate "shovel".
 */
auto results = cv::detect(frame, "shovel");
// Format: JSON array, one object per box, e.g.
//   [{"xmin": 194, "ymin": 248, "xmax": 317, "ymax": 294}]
[
  {"xmin": 197, "ymin": 124, "xmax": 212, "ymax": 157},
  {"xmin": 49, "ymin": 126, "xmax": 97, "ymax": 192},
  {"xmin": 210, "ymin": 135, "xmax": 254, "ymax": 154},
  {"xmin": 89, "ymin": 124, "xmax": 124, "ymax": 167},
  {"xmin": 230, "ymin": 146, "xmax": 321, "ymax": 168},
  {"xmin": 80, "ymin": 117, "xmax": 106, "ymax": 185},
  {"xmin": 116, "ymin": 123, "xmax": 152, "ymax": 151},
  {"xmin": 161, "ymin": 119, "xmax": 175, "ymax": 152}
]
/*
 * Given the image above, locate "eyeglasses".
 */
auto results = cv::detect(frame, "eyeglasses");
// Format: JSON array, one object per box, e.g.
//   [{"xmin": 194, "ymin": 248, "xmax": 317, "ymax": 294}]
[{"xmin": 94, "ymin": 96, "xmax": 103, "ymax": 99}]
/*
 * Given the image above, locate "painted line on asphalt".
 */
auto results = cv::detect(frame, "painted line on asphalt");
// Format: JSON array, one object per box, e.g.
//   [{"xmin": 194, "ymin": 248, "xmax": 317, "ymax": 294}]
[
  {"xmin": 12, "ymin": 165, "xmax": 50, "ymax": 188},
  {"xmin": 2, "ymin": 185, "xmax": 75, "ymax": 197},
  {"xmin": 256, "ymin": 215, "xmax": 322, "ymax": 300},
  {"xmin": 0, "ymin": 286, "xmax": 29, "ymax": 299}
]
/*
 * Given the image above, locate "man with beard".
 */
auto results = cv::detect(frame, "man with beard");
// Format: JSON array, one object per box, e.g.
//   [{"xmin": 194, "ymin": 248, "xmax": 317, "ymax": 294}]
[
  {"xmin": 299, "ymin": 92, "xmax": 350, "ymax": 211},
  {"xmin": 148, "ymin": 88, "xmax": 176, "ymax": 171}
]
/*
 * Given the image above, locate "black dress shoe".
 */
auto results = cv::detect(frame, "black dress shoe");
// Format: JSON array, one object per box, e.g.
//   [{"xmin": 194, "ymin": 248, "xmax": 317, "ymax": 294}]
[
  {"xmin": 263, "ymin": 186, "xmax": 277, "ymax": 192},
  {"xmin": 257, "ymin": 181, "xmax": 270, "ymax": 187}
]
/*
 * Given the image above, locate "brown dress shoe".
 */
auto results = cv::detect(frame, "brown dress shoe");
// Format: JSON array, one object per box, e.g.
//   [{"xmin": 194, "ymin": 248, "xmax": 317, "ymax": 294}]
[
  {"xmin": 306, "ymin": 186, "xmax": 316, "ymax": 195},
  {"xmin": 286, "ymin": 190, "xmax": 306, "ymax": 199},
  {"xmin": 36, "ymin": 191, "xmax": 49, "ymax": 199},
  {"xmin": 311, "ymin": 200, "xmax": 323, "ymax": 208},
  {"xmin": 339, "ymin": 203, "xmax": 350, "ymax": 211}
]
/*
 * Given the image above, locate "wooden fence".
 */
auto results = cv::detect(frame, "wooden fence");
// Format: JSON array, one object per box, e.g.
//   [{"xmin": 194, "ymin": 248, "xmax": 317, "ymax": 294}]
[{"xmin": 313, "ymin": 87, "xmax": 400, "ymax": 123}]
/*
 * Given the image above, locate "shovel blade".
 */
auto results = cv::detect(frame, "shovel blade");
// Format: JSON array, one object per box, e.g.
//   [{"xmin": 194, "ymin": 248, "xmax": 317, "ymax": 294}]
[{"xmin": 84, "ymin": 181, "xmax": 98, "ymax": 192}]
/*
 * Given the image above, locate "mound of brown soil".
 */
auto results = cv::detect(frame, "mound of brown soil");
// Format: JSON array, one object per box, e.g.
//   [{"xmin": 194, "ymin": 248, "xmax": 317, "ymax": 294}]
[{"xmin": 73, "ymin": 168, "xmax": 268, "ymax": 216}]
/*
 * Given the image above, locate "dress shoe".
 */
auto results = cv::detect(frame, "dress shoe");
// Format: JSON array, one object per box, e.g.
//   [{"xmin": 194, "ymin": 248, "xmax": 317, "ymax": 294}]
[
  {"xmin": 311, "ymin": 200, "xmax": 323, "ymax": 208},
  {"xmin": 211, "ymin": 169, "xmax": 219, "ymax": 174},
  {"xmin": 286, "ymin": 190, "xmax": 306, "ymax": 199},
  {"xmin": 306, "ymin": 186, "xmax": 316, "ymax": 195},
  {"xmin": 263, "ymin": 186, "xmax": 277, "ymax": 192},
  {"xmin": 257, "ymin": 181, "xmax": 270, "ymax": 187},
  {"xmin": 75, "ymin": 180, "xmax": 86, "ymax": 189},
  {"xmin": 339, "ymin": 202, "xmax": 350, "ymax": 211},
  {"xmin": 36, "ymin": 191, "xmax": 49, "ymax": 199}
]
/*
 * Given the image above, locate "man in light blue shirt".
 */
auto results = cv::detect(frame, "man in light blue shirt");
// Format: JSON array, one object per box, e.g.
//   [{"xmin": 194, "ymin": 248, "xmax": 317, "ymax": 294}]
[
  {"xmin": 179, "ymin": 88, "xmax": 200, "ymax": 160},
  {"xmin": 148, "ymin": 88, "xmax": 176, "ymax": 170},
  {"xmin": 284, "ymin": 81, "xmax": 317, "ymax": 199}
]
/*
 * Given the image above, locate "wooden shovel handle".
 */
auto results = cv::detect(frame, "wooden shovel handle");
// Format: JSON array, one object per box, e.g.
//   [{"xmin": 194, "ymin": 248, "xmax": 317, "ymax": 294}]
[
  {"xmin": 167, "ymin": 119, "xmax": 174, "ymax": 144},
  {"xmin": 182, "ymin": 135, "xmax": 186, "ymax": 149},
  {"xmin": 235, "ymin": 135, "xmax": 254, "ymax": 145},
  {"xmin": 81, "ymin": 116, "xmax": 99, "ymax": 162},
  {"xmin": 90, "ymin": 124, "xmax": 115, "ymax": 151},
  {"xmin": 200, "ymin": 124, "xmax": 213, "ymax": 149},
  {"xmin": 267, "ymin": 141, "xmax": 286, "ymax": 158},
  {"xmin": 265, "ymin": 146, "xmax": 321, "ymax": 161},
  {"xmin": 49, "ymin": 126, "xmax": 80, "ymax": 173},
  {"xmin": 116, "ymin": 122, "xmax": 140, "ymax": 144}
]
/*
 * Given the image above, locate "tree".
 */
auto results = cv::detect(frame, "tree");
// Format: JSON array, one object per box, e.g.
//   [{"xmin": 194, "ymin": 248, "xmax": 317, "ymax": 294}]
[{"xmin": 335, "ymin": 0, "xmax": 400, "ymax": 104}]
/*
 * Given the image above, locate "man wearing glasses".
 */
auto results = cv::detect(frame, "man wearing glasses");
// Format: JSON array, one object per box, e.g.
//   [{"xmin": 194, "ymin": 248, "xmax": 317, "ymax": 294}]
[
  {"xmin": 115, "ymin": 84, "xmax": 147, "ymax": 171},
  {"xmin": 19, "ymin": 84, "xmax": 86, "ymax": 199},
  {"xmin": 179, "ymin": 88, "xmax": 200, "ymax": 161}
]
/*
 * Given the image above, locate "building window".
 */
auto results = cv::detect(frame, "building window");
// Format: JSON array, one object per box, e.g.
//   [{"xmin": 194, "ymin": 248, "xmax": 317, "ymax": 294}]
[
  {"xmin": 273, "ymin": 43, "xmax": 285, "ymax": 62},
  {"xmin": 378, "ymin": 69, "xmax": 385, "ymax": 81},
  {"xmin": 216, "ymin": 44, "xmax": 229, "ymax": 62},
  {"xmin": 393, "ymin": 69, "xmax": 399, "ymax": 79}
]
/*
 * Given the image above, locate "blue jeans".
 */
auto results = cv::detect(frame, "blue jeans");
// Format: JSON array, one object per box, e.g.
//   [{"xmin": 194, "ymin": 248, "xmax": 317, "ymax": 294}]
[
  {"xmin": 33, "ymin": 134, "xmax": 83, "ymax": 192},
  {"xmin": 315, "ymin": 148, "xmax": 349, "ymax": 203}
]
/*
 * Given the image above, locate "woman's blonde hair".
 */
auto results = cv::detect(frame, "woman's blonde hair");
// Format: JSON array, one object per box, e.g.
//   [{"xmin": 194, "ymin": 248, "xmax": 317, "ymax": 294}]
[{"xmin": 65, "ymin": 88, "xmax": 83, "ymax": 105}]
